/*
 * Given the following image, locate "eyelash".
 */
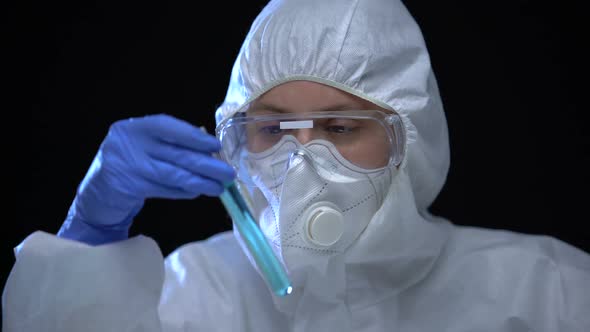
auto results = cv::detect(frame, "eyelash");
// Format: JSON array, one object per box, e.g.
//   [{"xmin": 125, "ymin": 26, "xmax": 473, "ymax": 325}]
[{"xmin": 258, "ymin": 124, "xmax": 358, "ymax": 135}]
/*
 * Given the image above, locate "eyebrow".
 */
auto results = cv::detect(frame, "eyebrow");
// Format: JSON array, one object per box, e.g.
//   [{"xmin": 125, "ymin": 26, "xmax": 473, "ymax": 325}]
[
  {"xmin": 249, "ymin": 103, "xmax": 287, "ymax": 114},
  {"xmin": 248, "ymin": 102, "xmax": 363, "ymax": 114}
]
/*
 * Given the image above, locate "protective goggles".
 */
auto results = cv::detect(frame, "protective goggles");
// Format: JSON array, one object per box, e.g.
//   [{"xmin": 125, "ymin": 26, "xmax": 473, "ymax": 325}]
[{"xmin": 216, "ymin": 110, "xmax": 405, "ymax": 174}]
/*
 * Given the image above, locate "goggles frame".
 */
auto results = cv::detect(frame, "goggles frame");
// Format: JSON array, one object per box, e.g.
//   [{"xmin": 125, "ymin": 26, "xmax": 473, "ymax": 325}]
[{"xmin": 216, "ymin": 110, "xmax": 406, "ymax": 169}]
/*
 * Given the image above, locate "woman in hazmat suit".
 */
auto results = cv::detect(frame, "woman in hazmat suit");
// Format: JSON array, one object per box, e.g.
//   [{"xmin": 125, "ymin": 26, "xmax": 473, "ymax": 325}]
[{"xmin": 3, "ymin": 0, "xmax": 589, "ymax": 331}]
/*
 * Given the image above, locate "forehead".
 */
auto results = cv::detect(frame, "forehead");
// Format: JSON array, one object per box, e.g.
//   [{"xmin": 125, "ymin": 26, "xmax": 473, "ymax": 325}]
[{"xmin": 249, "ymin": 80, "xmax": 388, "ymax": 113}]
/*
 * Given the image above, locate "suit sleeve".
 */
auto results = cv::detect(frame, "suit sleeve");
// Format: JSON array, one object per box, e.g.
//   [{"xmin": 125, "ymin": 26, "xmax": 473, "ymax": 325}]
[{"xmin": 2, "ymin": 231, "xmax": 166, "ymax": 332}]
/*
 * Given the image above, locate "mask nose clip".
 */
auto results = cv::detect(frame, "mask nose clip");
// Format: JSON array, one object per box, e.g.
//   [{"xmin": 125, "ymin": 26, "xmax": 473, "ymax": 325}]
[
  {"xmin": 288, "ymin": 145, "xmax": 335, "ymax": 176},
  {"xmin": 289, "ymin": 148, "xmax": 315, "ymax": 166}
]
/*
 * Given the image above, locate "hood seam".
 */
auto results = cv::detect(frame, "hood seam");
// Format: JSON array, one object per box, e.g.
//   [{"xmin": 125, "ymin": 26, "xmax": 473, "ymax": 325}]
[{"xmin": 334, "ymin": 0, "xmax": 361, "ymax": 76}]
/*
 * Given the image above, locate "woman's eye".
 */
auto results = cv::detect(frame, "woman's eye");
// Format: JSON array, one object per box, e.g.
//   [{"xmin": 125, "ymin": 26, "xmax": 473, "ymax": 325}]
[
  {"xmin": 326, "ymin": 125, "xmax": 354, "ymax": 134},
  {"xmin": 260, "ymin": 125, "xmax": 283, "ymax": 135}
]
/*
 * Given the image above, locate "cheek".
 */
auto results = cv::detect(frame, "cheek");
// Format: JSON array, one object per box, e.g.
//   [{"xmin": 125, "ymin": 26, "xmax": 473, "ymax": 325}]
[{"xmin": 341, "ymin": 140, "xmax": 390, "ymax": 169}]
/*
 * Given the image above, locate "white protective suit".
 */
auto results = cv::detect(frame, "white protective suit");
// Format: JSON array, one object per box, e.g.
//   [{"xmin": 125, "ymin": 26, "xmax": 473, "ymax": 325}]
[{"xmin": 4, "ymin": 0, "xmax": 590, "ymax": 331}]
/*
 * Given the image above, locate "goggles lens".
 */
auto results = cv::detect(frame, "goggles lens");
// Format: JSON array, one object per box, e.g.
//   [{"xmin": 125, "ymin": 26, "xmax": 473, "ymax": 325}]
[{"xmin": 216, "ymin": 110, "xmax": 405, "ymax": 176}]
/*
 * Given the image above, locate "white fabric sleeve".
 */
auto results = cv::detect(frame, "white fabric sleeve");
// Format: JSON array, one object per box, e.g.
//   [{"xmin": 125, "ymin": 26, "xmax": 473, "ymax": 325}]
[
  {"xmin": 549, "ymin": 238, "xmax": 590, "ymax": 331},
  {"xmin": 2, "ymin": 231, "xmax": 165, "ymax": 332}
]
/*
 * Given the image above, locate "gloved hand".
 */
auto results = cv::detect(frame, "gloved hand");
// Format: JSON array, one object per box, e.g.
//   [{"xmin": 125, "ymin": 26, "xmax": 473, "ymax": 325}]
[{"xmin": 57, "ymin": 113, "xmax": 235, "ymax": 245}]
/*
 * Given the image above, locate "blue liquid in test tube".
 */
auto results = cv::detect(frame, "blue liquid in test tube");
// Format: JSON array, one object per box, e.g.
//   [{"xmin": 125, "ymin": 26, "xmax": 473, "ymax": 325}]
[{"xmin": 219, "ymin": 181, "xmax": 293, "ymax": 297}]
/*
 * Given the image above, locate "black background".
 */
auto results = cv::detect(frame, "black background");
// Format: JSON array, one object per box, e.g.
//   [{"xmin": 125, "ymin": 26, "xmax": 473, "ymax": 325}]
[{"xmin": 7, "ymin": 0, "xmax": 588, "ymax": 322}]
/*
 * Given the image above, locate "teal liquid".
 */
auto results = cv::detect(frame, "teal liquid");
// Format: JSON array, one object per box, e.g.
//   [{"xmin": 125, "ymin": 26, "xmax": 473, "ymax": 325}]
[{"xmin": 219, "ymin": 182, "xmax": 293, "ymax": 297}]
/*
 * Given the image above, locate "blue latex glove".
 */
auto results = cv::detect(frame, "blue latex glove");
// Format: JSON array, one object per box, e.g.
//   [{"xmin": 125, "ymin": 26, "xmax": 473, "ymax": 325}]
[{"xmin": 57, "ymin": 113, "xmax": 235, "ymax": 245}]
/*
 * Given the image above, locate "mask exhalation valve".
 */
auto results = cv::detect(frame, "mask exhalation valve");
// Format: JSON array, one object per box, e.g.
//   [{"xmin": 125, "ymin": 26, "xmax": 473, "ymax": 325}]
[{"xmin": 303, "ymin": 202, "xmax": 344, "ymax": 247}]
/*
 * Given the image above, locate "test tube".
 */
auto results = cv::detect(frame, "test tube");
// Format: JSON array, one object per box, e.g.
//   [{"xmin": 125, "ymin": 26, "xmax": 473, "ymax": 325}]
[{"xmin": 219, "ymin": 181, "xmax": 293, "ymax": 297}]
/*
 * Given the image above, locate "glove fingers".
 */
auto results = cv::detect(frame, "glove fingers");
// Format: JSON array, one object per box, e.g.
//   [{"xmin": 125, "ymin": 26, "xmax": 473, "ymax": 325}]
[
  {"xmin": 139, "ymin": 158, "xmax": 226, "ymax": 198},
  {"xmin": 146, "ymin": 142, "xmax": 235, "ymax": 185},
  {"xmin": 136, "ymin": 114, "xmax": 221, "ymax": 153}
]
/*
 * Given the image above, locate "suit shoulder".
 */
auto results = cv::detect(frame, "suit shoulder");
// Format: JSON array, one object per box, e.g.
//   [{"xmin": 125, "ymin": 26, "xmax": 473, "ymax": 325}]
[{"xmin": 443, "ymin": 225, "xmax": 590, "ymax": 271}]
